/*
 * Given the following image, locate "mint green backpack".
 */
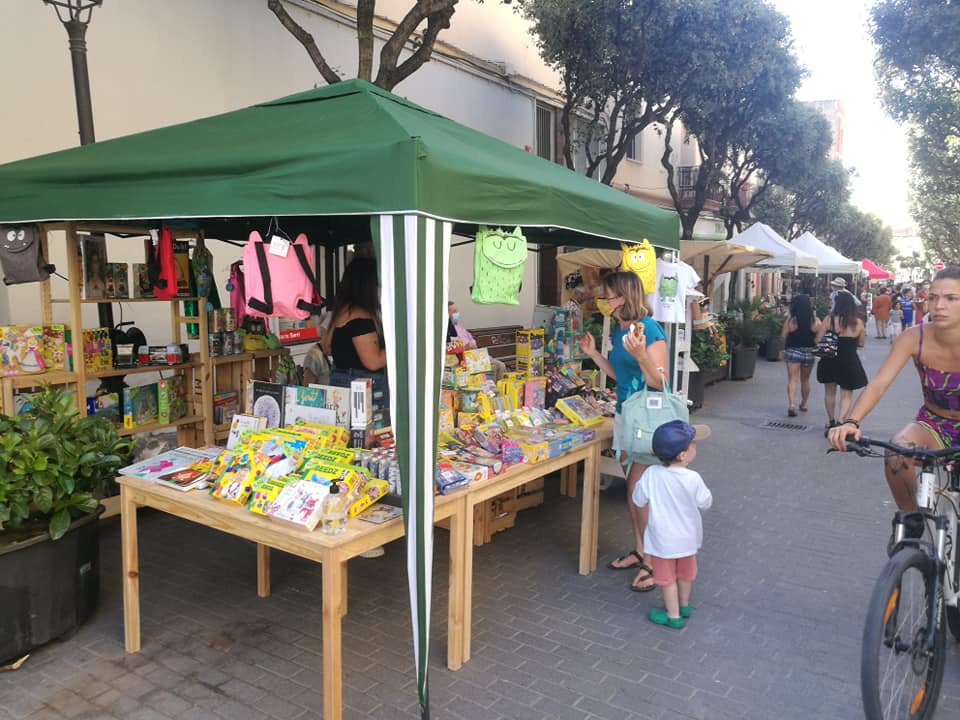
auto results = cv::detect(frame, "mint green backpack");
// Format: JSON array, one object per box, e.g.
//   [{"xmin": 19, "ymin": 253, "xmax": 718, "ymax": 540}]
[{"xmin": 470, "ymin": 226, "xmax": 527, "ymax": 305}]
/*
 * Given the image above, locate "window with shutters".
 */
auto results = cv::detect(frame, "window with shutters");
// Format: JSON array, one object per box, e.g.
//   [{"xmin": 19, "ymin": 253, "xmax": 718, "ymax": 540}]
[{"xmin": 535, "ymin": 103, "xmax": 554, "ymax": 161}]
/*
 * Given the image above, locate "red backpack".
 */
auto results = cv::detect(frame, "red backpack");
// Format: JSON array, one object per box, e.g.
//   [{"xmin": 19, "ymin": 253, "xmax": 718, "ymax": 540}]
[
  {"xmin": 243, "ymin": 231, "xmax": 324, "ymax": 319},
  {"xmin": 147, "ymin": 226, "xmax": 178, "ymax": 300}
]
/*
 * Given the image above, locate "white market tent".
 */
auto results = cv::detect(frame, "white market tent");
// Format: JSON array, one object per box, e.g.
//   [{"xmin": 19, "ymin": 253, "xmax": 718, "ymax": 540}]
[
  {"xmin": 737, "ymin": 223, "xmax": 818, "ymax": 272},
  {"xmin": 792, "ymin": 232, "xmax": 862, "ymax": 275}
]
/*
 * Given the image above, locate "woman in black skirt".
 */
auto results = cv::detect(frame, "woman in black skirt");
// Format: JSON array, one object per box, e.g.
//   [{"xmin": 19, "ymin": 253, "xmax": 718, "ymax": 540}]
[{"xmin": 815, "ymin": 290, "xmax": 867, "ymax": 434}]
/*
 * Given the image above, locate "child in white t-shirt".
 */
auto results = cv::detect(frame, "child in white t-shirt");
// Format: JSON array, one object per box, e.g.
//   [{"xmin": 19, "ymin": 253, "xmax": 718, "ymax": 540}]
[
  {"xmin": 888, "ymin": 301, "xmax": 903, "ymax": 343},
  {"xmin": 632, "ymin": 420, "xmax": 713, "ymax": 629}
]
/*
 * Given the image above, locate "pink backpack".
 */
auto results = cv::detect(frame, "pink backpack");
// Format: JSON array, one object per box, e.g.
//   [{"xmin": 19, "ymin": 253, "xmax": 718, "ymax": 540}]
[{"xmin": 243, "ymin": 231, "xmax": 325, "ymax": 319}]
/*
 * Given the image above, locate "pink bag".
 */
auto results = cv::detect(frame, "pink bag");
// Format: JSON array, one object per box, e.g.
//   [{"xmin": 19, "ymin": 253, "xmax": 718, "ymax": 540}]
[{"xmin": 243, "ymin": 231, "xmax": 324, "ymax": 319}]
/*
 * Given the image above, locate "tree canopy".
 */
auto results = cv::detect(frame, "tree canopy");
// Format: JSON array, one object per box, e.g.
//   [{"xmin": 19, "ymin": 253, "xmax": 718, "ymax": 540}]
[
  {"xmin": 521, "ymin": 0, "xmax": 693, "ymax": 183},
  {"xmin": 871, "ymin": 0, "xmax": 960, "ymax": 258},
  {"xmin": 267, "ymin": 0, "xmax": 463, "ymax": 91}
]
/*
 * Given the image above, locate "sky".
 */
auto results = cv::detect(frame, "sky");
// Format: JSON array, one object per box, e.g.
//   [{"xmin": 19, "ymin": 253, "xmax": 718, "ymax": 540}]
[{"xmin": 769, "ymin": 0, "xmax": 914, "ymax": 232}]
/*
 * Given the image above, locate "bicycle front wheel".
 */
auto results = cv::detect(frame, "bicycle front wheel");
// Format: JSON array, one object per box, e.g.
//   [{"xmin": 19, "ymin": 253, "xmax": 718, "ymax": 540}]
[{"xmin": 862, "ymin": 547, "xmax": 946, "ymax": 720}]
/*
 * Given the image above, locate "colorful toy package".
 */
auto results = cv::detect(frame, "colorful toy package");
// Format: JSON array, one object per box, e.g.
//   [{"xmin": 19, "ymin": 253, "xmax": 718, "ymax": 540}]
[
  {"xmin": 157, "ymin": 374, "xmax": 188, "ymax": 425},
  {"xmin": 0, "ymin": 326, "xmax": 21, "ymax": 376},
  {"xmin": 265, "ymin": 479, "xmax": 329, "ymax": 529},
  {"xmin": 347, "ymin": 477, "xmax": 390, "ymax": 517},
  {"xmin": 13, "ymin": 325, "xmax": 46, "ymax": 374},
  {"xmin": 123, "ymin": 383, "xmax": 159, "ymax": 429}
]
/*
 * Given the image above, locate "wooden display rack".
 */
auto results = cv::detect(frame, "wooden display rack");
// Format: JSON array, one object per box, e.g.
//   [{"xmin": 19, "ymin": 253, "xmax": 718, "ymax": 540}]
[{"xmin": 0, "ymin": 223, "xmax": 216, "ymax": 516}]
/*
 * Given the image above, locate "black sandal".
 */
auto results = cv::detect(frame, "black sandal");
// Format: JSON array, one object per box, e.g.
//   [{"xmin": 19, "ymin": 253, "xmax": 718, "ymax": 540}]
[
  {"xmin": 606, "ymin": 549, "xmax": 644, "ymax": 571},
  {"xmin": 629, "ymin": 564, "xmax": 656, "ymax": 593}
]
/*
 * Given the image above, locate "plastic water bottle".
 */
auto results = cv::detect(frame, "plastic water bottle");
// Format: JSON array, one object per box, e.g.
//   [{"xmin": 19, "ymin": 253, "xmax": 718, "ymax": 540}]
[{"xmin": 320, "ymin": 482, "xmax": 347, "ymax": 535}]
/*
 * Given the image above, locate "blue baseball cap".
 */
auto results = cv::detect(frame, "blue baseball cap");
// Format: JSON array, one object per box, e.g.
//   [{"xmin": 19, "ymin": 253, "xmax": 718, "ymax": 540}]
[{"xmin": 652, "ymin": 420, "xmax": 711, "ymax": 459}]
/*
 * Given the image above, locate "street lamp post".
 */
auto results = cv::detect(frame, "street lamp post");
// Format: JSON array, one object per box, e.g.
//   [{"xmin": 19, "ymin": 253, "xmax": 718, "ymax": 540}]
[
  {"xmin": 44, "ymin": 0, "xmax": 103, "ymax": 146},
  {"xmin": 43, "ymin": 1, "xmax": 114, "ymax": 332}
]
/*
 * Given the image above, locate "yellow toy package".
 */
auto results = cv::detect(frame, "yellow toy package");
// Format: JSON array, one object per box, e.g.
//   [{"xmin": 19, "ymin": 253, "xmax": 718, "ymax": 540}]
[
  {"xmin": 248, "ymin": 476, "xmax": 293, "ymax": 515},
  {"xmin": 209, "ymin": 450, "xmax": 261, "ymax": 505},
  {"xmin": 463, "ymin": 347, "xmax": 492, "ymax": 374},
  {"xmin": 347, "ymin": 478, "xmax": 390, "ymax": 517},
  {"xmin": 516, "ymin": 328, "xmax": 545, "ymax": 377}
]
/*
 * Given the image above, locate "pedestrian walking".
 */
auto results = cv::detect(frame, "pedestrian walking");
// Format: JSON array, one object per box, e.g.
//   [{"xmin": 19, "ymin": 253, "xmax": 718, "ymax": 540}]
[
  {"xmin": 872, "ymin": 288, "xmax": 891, "ymax": 338},
  {"xmin": 632, "ymin": 420, "xmax": 713, "ymax": 629},
  {"xmin": 816, "ymin": 290, "xmax": 868, "ymax": 435},
  {"xmin": 778, "ymin": 293, "xmax": 820, "ymax": 417},
  {"xmin": 888, "ymin": 300, "xmax": 903, "ymax": 342}
]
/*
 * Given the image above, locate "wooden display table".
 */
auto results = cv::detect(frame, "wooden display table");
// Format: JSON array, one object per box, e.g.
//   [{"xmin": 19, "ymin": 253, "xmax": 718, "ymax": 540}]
[
  {"xmin": 118, "ymin": 476, "xmax": 466, "ymax": 720},
  {"xmin": 117, "ymin": 418, "xmax": 613, "ymax": 718},
  {"xmin": 454, "ymin": 425, "xmax": 609, "ymax": 663}
]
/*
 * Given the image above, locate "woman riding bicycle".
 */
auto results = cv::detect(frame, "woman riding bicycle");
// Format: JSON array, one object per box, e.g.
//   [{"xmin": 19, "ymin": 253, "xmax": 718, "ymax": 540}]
[{"xmin": 827, "ymin": 266, "xmax": 960, "ymax": 512}]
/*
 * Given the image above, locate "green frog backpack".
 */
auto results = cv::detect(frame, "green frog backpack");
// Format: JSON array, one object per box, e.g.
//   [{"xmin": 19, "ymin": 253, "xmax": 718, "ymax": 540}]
[{"xmin": 471, "ymin": 226, "xmax": 527, "ymax": 305}]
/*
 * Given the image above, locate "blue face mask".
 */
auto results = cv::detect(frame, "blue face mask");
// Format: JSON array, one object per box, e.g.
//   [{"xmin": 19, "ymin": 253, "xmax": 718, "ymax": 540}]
[{"xmin": 451, "ymin": 312, "xmax": 461, "ymax": 324}]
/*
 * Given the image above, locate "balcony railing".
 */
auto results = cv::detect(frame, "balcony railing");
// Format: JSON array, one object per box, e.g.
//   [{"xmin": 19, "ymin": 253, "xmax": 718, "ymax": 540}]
[{"xmin": 677, "ymin": 166, "xmax": 753, "ymax": 209}]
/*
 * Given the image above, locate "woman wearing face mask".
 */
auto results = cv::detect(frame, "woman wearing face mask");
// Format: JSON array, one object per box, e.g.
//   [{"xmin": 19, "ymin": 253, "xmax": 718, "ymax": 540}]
[{"xmin": 578, "ymin": 271, "xmax": 668, "ymax": 593}]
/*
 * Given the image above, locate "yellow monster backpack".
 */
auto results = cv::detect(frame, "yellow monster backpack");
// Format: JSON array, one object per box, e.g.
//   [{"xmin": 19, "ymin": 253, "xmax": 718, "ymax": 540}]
[{"xmin": 620, "ymin": 239, "xmax": 656, "ymax": 294}]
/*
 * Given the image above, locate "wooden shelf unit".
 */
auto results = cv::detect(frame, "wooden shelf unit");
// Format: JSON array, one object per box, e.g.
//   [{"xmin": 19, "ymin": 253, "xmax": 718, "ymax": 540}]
[{"xmin": 0, "ymin": 223, "xmax": 213, "ymax": 447}]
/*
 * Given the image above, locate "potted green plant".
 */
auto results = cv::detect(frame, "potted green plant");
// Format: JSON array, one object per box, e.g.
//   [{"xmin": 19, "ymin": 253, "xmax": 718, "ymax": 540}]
[
  {"xmin": 761, "ymin": 308, "xmax": 787, "ymax": 361},
  {"xmin": 724, "ymin": 300, "xmax": 769, "ymax": 380},
  {"xmin": 0, "ymin": 385, "xmax": 132, "ymax": 663},
  {"xmin": 688, "ymin": 327, "xmax": 729, "ymax": 408}
]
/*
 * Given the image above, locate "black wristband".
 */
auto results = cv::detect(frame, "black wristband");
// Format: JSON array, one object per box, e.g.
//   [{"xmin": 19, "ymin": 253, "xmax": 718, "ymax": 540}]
[{"xmin": 842, "ymin": 418, "xmax": 860, "ymax": 429}]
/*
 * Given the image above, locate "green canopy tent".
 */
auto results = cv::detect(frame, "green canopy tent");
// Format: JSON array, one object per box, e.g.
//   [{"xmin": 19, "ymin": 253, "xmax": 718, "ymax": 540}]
[{"xmin": 0, "ymin": 79, "xmax": 678, "ymax": 718}]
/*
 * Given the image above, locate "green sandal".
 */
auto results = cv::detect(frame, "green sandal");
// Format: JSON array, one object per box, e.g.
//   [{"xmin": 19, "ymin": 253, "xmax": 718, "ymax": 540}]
[{"xmin": 649, "ymin": 608, "xmax": 684, "ymax": 628}]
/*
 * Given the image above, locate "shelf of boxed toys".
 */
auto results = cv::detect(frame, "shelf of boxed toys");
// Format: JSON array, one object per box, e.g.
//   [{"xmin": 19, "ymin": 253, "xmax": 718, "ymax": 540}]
[
  {"xmin": 116, "ymin": 414, "xmax": 205, "ymax": 439},
  {"xmin": 54, "ymin": 223, "xmax": 214, "ymax": 446}
]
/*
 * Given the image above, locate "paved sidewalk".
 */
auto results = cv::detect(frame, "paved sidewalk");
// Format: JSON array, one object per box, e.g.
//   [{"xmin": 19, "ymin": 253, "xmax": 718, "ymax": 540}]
[{"xmin": 4, "ymin": 333, "xmax": 960, "ymax": 719}]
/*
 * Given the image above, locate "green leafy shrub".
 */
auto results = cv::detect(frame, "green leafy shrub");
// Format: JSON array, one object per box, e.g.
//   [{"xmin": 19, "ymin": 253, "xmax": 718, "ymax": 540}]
[
  {"xmin": 690, "ymin": 328, "xmax": 728, "ymax": 370},
  {"xmin": 0, "ymin": 386, "xmax": 132, "ymax": 540},
  {"xmin": 722, "ymin": 299, "xmax": 770, "ymax": 349}
]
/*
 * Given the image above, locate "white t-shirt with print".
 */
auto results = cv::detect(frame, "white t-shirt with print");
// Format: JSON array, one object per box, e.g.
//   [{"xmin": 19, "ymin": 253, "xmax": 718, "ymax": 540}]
[
  {"xmin": 648, "ymin": 260, "xmax": 700, "ymax": 324},
  {"xmin": 632, "ymin": 464, "xmax": 712, "ymax": 558}
]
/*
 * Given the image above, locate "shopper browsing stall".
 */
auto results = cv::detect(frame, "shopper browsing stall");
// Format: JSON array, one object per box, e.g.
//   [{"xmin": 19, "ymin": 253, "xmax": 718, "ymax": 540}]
[{"xmin": 577, "ymin": 271, "xmax": 667, "ymax": 593}]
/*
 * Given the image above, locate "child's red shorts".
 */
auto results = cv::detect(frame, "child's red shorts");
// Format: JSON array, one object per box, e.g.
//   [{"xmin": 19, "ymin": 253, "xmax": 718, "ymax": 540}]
[{"xmin": 648, "ymin": 554, "xmax": 698, "ymax": 586}]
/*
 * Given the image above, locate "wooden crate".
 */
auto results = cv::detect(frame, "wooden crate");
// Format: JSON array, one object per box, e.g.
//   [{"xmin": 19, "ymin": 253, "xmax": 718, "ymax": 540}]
[
  {"xmin": 515, "ymin": 478, "xmax": 545, "ymax": 511},
  {"xmin": 473, "ymin": 489, "xmax": 517, "ymax": 545}
]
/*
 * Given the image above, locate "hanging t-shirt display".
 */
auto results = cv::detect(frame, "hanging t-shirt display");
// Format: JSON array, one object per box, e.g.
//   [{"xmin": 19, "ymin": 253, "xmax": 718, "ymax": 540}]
[{"xmin": 648, "ymin": 259, "xmax": 700, "ymax": 324}]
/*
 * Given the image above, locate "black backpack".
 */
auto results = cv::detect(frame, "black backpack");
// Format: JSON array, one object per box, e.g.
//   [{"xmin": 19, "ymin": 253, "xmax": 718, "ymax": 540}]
[{"xmin": 0, "ymin": 224, "xmax": 55, "ymax": 285}]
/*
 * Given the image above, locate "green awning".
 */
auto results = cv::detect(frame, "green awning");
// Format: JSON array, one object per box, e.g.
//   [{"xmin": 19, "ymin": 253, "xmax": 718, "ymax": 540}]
[
  {"xmin": 0, "ymin": 79, "xmax": 677, "ymax": 250},
  {"xmin": 0, "ymin": 79, "xmax": 679, "ymax": 719}
]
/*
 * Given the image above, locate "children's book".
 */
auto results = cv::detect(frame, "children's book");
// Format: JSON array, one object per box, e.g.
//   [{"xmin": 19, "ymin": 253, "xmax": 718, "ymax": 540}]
[
  {"xmin": 357, "ymin": 503, "xmax": 403, "ymax": 524},
  {"xmin": 156, "ymin": 456, "xmax": 217, "ymax": 491},
  {"xmin": 284, "ymin": 385, "xmax": 337, "ymax": 427},
  {"xmin": 250, "ymin": 381, "xmax": 285, "ymax": 428},
  {"xmin": 118, "ymin": 446, "xmax": 221, "ymax": 482},
  {"xmin": 226, "ymin": 413, "xmax": 267, "ymax": 450},
  {"xmin": 265, "ymin": 479, "xmax": 329, "ymax": 530}
]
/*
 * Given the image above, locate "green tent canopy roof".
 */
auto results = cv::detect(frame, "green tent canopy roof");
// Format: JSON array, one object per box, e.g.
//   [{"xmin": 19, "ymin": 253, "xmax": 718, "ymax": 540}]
[{"xmin": 0, "ymin": 79, "xmax": 678, "ymax": 250}]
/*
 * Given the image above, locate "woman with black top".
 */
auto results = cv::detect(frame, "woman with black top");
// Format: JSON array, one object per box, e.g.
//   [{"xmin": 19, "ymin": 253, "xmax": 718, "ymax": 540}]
[
  {"xmin": 778, "ymin": 294, "xmax": 821, "ymax": 417},
  {"xmin": 323, "ymin": 257, "xmax": 386, "ymax": 372},
  {"xmin": 815, "ymin": 290, "xmax": 867, "ymax": 434}
]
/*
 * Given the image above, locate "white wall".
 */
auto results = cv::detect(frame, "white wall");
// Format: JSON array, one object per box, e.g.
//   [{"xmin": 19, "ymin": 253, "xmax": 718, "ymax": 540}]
[{"xmin": 0, "ymin": 0, "xmax": 559, "ymax": 336}]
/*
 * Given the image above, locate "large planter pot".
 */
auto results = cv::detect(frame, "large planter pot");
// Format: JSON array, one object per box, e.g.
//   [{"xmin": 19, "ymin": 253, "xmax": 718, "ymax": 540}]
[
  {"xmin": 731, "ymin": 346, "xmax": 758, "ymax": 380},
  {"xmin": 702, "ymin": 365, "xmax": 728, "ymax": 386},
  {"xmin": 0, "ymin": 507, "xmax": 103, "ymax": 663},
  {"xmin": 687, "ymin": 371, "xmax": 705, "ymax": 411},
  {"xmin": 765, "ymin": 336, "xmax": 785, "ymax": 361}
]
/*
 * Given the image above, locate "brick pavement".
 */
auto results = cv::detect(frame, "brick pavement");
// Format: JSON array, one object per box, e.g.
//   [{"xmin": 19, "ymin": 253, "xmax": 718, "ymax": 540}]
[{"xmin": 4, "ymin": 333, "xmax": 960, "ymax": 719}]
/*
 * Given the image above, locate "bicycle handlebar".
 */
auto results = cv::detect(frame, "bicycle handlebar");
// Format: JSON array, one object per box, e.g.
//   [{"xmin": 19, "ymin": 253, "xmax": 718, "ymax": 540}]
[{"xmin": 845, "ymin": 436, "xmax": 960, "ymax": 462}]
